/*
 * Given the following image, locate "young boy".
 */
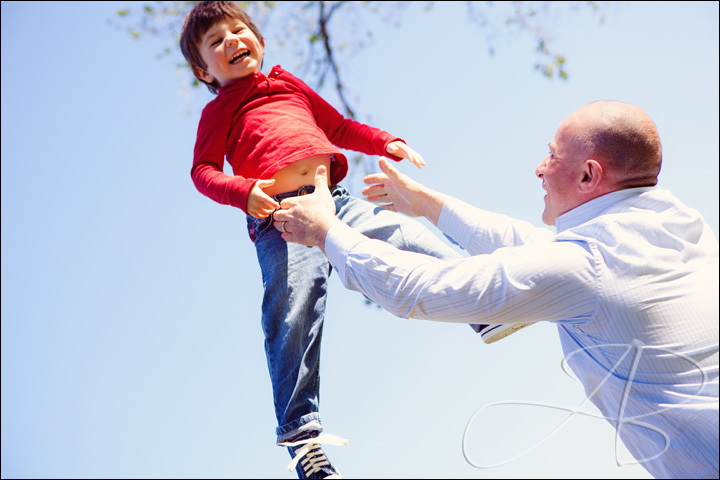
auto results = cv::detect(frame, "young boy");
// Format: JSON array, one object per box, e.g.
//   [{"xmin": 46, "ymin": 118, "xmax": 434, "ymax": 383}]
[{"xmin": 180, "ymin": 2, "xmax": 529, "ymax": 478}]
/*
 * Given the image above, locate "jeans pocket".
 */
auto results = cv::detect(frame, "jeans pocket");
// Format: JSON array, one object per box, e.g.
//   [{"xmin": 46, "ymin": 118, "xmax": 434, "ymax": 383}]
[{"xmin": 247, "ymin": 214, "xmax": 274, "ymax": 243}]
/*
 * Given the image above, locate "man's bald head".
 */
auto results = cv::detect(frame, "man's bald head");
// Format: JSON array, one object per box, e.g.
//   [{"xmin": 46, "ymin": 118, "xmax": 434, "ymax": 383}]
[{"xmin": 571, "ymin": 101, "xmax": 662, "ymax": 189}]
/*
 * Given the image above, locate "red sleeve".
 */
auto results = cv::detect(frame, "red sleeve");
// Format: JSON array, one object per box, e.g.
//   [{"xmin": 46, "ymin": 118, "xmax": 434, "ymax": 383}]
[
  {"xmin": 190, "ymin": 101, "xmax": 257, "ymax": 213},
  {"xmin": 296, "ymin": 77, "xmax": 406, "ymax": 162}
]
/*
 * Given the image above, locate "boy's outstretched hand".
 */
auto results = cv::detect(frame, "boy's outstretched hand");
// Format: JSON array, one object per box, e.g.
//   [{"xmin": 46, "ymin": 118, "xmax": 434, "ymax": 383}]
[
  {"xmin": 386, "ymin": 141, "xmax": 426, "ymax": 168},
  {"xmin": 273, "ymin": 166, "xmax": 338, "ymax": 250}
]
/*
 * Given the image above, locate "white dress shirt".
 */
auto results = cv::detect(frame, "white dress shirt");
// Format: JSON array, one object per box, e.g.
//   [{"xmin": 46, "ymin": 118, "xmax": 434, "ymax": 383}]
[{"xmin": 325, "ymin": 187, "xmax": 719, "ymax": 479}]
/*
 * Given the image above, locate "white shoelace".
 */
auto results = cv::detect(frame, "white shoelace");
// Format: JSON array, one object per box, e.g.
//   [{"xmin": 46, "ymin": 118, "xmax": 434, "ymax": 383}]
[{"xmin": 280, "ymin": 433, "xmax": 348, "ymax": 475}]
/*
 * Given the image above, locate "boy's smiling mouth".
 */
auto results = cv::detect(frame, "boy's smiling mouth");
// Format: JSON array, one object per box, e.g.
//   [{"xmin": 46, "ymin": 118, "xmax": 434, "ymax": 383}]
[{"xmin": 229, "ymin": 49, "xmax": 250, "ymax": 64}]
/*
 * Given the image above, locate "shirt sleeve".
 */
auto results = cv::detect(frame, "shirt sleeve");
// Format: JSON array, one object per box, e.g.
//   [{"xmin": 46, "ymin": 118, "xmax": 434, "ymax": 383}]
[
  {"xmin": 295, "ymin": 77, "xmax": 405, "ymax": 161},
  {"xmin": 190, "ymin": 100, "xmax": 258, "ymax": 213},
  {"xmin": 438, "ymin": 197, "xmax": 555, "ymax": 255},
  {"xmin": 325, "ymin": 221, "xmax": 597, "ymax": 325}
]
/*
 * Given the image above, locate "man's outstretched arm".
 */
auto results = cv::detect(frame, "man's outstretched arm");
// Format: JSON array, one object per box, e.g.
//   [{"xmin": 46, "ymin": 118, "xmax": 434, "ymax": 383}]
[{"xmin": 362, "ymin": 157, "xmax": 449, "ymax": 225}]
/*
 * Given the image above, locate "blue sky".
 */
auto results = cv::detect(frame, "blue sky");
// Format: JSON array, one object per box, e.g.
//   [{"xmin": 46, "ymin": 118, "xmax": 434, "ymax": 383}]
[{"xmin": 1, "ymin": 1, "xmax": 717, "ymax": 478}]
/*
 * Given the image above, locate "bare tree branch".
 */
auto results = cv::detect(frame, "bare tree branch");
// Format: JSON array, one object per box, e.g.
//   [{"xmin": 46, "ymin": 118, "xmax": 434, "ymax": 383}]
[
  {"xmin": 317, "ymin": 1, "xmax": 355, "ymax": 118},
  {"xmin": 111, "ymin": 1, "xmax": 609, "ymax": 115}
]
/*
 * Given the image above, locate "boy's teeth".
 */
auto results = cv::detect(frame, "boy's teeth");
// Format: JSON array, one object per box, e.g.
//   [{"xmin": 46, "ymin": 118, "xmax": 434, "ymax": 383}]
[{"xmin": 230, "ymin": 51, "xmax": 249, "ymax": 64}]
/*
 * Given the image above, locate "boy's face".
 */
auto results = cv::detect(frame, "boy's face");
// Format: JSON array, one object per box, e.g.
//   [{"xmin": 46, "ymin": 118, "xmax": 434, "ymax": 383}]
[{"xmin": 195, "ymin": 18, "xmax": 265, "ymax": 88}]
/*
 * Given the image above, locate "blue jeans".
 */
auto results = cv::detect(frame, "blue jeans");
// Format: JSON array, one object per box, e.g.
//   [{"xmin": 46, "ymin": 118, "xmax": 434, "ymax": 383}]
[{"xmin": 247, "ymin": 185, "xmax": 461, "ymax": 443}]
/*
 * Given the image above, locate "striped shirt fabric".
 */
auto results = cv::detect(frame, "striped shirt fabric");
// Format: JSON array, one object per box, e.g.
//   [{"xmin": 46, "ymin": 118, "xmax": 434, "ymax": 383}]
[{"xmin": 325, "ymin": 186, "xmax": 719, "ymax": 479}]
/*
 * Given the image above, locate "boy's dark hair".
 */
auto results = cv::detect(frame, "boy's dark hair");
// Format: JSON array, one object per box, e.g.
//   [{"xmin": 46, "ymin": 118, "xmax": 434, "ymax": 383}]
[{"xmin": 180, "ymin": 1, "xmax": 264, "ymax": 94}]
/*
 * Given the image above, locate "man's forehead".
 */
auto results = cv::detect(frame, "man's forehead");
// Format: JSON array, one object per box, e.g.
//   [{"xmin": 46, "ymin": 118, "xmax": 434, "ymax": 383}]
[{"xmin": 550, "ymin": 117, "xmax": 576, "ymax": 149}]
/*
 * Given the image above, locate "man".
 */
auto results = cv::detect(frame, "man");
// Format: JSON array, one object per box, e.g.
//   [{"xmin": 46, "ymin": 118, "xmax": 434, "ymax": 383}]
[{"xmin": 273, "ymin": 101, "xmax": 719, "ymax": 479}]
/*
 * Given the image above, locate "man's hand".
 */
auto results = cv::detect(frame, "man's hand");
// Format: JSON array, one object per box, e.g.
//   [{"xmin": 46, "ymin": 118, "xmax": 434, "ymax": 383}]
[
  {"xmin": 273, "ymin": 165, "xmax": 338, "ymax": 249},
  {"xmin": 362, "ymin": 158, "xmax": 448, "ymax": 225}
]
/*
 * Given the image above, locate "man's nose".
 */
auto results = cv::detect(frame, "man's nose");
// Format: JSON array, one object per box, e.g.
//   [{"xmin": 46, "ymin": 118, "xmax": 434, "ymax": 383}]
[{"xmin": 535, "ymin": 156, "xmax": 549, "ymax": 178}]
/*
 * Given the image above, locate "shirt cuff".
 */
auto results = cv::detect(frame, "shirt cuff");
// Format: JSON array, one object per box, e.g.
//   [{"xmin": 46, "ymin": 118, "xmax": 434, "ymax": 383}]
[
  {"xmin": 437, "ymin": 198, "xmax": 474, "ymax": 248},
  {"xmin": 325, "ymin": 222, "xmax": 370, "ymax": 282}
]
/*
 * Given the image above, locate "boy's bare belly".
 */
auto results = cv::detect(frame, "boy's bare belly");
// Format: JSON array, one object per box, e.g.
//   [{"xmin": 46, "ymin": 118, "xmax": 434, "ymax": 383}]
[{"xmin": 263, "ymin": 154, "xmax": 332, "ymax": 197}]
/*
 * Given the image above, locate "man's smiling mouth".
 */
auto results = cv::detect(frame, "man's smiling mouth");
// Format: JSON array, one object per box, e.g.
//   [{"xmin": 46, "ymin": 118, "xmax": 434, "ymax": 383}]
[{"xmin": 230, "ymin": 50, "xmax": 250, "ymax": 64}]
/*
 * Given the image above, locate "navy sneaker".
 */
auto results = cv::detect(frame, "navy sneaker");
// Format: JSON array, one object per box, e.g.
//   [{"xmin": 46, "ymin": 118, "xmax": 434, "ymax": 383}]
[
  {"xmin": 280, "ymin": 433, "xmax": 347, "ymax": 479},
  {"xmin": 476, "ymin": 322, "xmax": 534, "ymax": 343}
]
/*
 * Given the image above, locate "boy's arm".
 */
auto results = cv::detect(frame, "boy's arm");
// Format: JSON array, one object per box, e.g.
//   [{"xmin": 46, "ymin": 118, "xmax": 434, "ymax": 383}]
[
  {"xmin": 191, "ymin": 103, "xmax": 258, "ymax": 214},
  {"xmin": 191, "ymin": 163, "xmax": 256, "ymax": 212},
  {"xmin": 192, "ymin": 160, "xmax": 279, "ymax": 217},
  {"xmin": 294, "ymin": 75, "xmax": 407, "ymax": 161}
]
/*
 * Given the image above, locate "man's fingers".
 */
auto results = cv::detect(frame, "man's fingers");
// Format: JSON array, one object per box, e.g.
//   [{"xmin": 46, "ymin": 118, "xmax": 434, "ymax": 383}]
[
  {"xmin": 361, "ymin": 184, "xmax": 386, "ymax": 198},
  {"xmin": 378, "ymin": 157, "xmax": 400, "ymax": 178},
  {"xmin": 315, "ymin": 165, "xmax": 329, "ymax": 190},
  {"xmin": 363, "ymin": 172, "xmax": 388, "ymax": 185},
  {"xmin": 362, "ymin": 184, "xmax": 384, "ymax": 195},
  {"xmin": 381, "ymin": 203, "xmax": 398, "ymax": 213},
  {"xmin": 273, "ymin": 208, "xmax": 289, "ymax": 223},
  {"xmin": 278, "ymin": 197, "xmax": 295, "ymax": 210}
]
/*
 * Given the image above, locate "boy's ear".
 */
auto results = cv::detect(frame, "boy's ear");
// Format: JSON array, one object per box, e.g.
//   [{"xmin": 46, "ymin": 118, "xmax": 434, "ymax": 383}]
[{"xmin": 193, "ymin": 66, "xmax": 215, "ymax": 85}]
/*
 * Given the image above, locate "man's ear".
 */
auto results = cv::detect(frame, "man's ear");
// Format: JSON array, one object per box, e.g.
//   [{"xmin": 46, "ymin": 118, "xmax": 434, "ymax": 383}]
[
  {"xmin": 579, "ymin": 159, "xmax": 604, "ymax": 193},
  {"xmin": 193, "ymin": 66, "xmax": 215, "ymax": 85}
]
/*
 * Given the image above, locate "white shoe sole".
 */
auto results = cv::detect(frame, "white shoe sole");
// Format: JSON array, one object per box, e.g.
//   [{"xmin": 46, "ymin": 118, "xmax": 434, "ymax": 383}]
[{"xmin": 481, "ymin": 322, "xmax": 534, "ymax": 344}]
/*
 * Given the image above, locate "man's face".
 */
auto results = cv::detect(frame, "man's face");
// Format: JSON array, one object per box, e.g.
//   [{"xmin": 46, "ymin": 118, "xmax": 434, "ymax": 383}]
[
  {"xmin": 195, "ymin": 18, "xmax": 264, "ymax": 88},
  {"xmin": 535, "ymin": 113, "xmax": 589, "ymax": 226}
]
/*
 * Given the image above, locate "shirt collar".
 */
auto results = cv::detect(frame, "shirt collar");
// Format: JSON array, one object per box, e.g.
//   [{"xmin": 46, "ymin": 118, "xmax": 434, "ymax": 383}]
[
  {"xmin": 218, "ymin": 70, "xmax": 265, "ymax": 93},
  {"xmin": 555, "ymin": 187, "xmax": 657, "ymax": 233},
  {"xmin": 216, "ymin": 65, "xmax": 284, "ymax": 101}
]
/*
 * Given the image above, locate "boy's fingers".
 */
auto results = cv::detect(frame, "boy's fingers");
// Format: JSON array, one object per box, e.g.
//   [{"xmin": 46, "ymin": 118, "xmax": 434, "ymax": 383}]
[
  {"xmin": 256, "ymin": 179, "xmax": 276, "ymax": 189},
  {"xmin": 265, "ymin": 196, "xmax": 280, "ymax": 209}
]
